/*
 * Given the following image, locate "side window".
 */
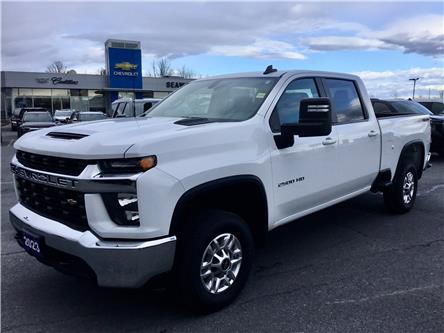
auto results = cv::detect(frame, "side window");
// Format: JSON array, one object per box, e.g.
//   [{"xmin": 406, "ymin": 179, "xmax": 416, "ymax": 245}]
[
  {"xmin": 134, "ymin": 102, "xmax": 143, "ymax": 116},
  {"xmin": 432, "ymin": 102, "xmax": 444, "ymax": 114},
  {"xmin": 372, "ymin": 102, "xmax": 393, "ymax": 117},
  {"xmin": 115, "ymin": 102, "xmax": 126, "ymax": 116},
  {"xmin": 270, "ymin": 78, "xmax": 319, "ymax": 132},
  {"xmin": 324, "ymin": 79, "xmax": 365, "ymax": 123},
  {"xmin": 123, "ymin": 102, "xmax": 133, "ymax": 117}
]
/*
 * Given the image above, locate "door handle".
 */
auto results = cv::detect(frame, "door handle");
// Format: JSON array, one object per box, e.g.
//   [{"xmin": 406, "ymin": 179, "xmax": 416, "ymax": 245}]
[
  {"xmin": 322, "ymin": 137, "xmax": 337, "ymax": 145},
  {"xmin": 368, "ymin": 130, "xmax": 379, "ymax": 137}
]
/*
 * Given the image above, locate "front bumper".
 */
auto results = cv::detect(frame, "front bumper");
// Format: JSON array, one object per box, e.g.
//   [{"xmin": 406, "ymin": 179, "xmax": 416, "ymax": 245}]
[{"xmin": 10, "ymin": 203, "xmax": 176, "ymax": 288}]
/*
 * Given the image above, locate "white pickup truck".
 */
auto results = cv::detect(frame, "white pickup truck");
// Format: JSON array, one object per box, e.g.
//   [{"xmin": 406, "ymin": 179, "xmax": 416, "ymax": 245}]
[{"xmin": 10, "ymin": 67, "xmax": 431, "ymax": 311}]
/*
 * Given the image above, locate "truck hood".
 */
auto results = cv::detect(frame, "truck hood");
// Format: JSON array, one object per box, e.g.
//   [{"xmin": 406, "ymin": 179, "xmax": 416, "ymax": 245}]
[{"xmin": 14, "ymin": 117, "xmax": 186, "ymax": 159}]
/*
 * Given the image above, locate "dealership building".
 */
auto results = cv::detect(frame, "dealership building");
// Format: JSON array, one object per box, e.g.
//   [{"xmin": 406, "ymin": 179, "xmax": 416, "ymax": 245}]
[{"xmin": 1, "ymin": 39, "xmax": 192, "ymax": 120}]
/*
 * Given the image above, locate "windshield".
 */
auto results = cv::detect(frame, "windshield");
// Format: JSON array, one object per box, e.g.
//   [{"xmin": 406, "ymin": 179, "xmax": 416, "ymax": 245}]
[
  {"xmin": 78, "ymin": 113, "xmax": 105, "ymax": 121},
  {"xmin": 146, "ymin": 77, "xmax": 278, "ymax": 121},
  {"xmin": 23, "ymin": 112, "xmax": 52, "ymax": 122},
  {"xmin": 55, "ymin": 111, "xmax": 72, "ymax": 116}
]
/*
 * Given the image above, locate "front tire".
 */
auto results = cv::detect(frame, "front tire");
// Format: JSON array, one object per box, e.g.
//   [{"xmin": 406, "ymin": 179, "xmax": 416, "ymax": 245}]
[
  {"xmin": 383, "ymin": 163, "xmax": 418, "ymax": 213},
  {"xmin": 175, "ymin": 210, "xmax": 254, "ymax": 312}
]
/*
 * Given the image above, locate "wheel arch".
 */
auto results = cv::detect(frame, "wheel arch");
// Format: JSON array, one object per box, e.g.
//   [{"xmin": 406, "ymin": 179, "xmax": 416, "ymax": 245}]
[
  {"xmin": 395, "ymin": 140, "xmax": 425, "ymax": 180},
  {"xmin": 169, "ymin": 175, "xmax": 269, "ymax": 245}
]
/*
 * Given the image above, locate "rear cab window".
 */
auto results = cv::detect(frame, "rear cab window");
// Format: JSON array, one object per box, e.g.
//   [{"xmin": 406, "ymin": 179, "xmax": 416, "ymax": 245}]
[
  {"xmin": 324, "ymin": 79, "xmax": 366, "ymax": 124},
  {"xmin": 372, "ymin": 101, "xmax": 394, "ymax": 117},
  {"xmin": 432, "ymin": 102, "xmax": 444, "ymax": 115}
]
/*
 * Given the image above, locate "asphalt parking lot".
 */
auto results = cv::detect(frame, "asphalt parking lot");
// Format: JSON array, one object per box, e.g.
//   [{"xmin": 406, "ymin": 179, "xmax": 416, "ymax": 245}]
[{"xmin": 1, "ymin": 126, "xmax": 443, "ymax": 333}]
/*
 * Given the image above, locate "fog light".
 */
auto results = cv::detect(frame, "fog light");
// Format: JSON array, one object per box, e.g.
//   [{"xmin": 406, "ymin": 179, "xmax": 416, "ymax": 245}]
[
  {"xmin": 102, "ymin": 193, "xmax": 140, "ymax": 226},
  {"xmin": 118, "ymin": 193, "xmax": 139, "ymax": 224}
]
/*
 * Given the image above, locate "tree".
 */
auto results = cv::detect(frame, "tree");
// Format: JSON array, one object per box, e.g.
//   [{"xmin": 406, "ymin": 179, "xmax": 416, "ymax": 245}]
[
  {"xmin": 145, "ymin": 58, "xmax": 198, "ymax": 78},
  {"xmin": 149, "ymin": 57, "xmax": 172, "ymax": 77},
  {"xmin": 178, "ymin": 65, "xmax": 196, "ymax": 79},
  {"xmin": 46, "ymin": 61, "xmax": 67, "ymax": 73}
]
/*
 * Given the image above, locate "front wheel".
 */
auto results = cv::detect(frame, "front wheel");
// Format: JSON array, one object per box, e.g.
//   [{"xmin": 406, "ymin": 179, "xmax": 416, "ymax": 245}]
[
  {"xmin": 175, "ymin": 210, "xmax": 254, "ymax": 312},
  {"xmin": 384, "ymin": 163, "xmax": 418, "ymax": 213}
]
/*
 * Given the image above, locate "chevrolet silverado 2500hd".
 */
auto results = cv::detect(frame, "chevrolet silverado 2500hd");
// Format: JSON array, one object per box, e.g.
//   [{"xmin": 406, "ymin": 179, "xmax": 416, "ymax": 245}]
[{"xmin": 10, "ymin": 68, "xmax": 431, "ymax": 310}]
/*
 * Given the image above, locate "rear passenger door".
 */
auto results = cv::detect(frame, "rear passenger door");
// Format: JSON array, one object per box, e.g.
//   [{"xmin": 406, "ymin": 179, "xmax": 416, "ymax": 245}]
[{"xmin": 323, "ymin": 78, "xmax": 380, "ymax": 194}]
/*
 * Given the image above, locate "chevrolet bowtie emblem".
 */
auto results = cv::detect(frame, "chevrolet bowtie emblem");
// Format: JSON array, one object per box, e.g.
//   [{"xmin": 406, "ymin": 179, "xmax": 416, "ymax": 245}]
[
  {"xmin": 67, "ymin": 198, "xmax": 78, "ymax": 205},
  {"xmin": 114, "ymin": 62, "xmax": 138, "ymax": 71}
]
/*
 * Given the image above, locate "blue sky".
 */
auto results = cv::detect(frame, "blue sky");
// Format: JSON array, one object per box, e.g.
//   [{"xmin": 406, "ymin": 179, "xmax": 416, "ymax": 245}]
[{"xmin": 1, "ymin": 1, "xmax": 443, "ymax": 98}]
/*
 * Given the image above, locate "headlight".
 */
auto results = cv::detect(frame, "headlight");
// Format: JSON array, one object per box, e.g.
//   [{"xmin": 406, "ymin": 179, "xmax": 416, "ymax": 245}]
[
  {"xmin": 102, "ymin": 193, "xmax": 139, "ymax": 226},
  {"xmin": 98, "ymin": 156, "xmax": 157, "ymax": 174}
]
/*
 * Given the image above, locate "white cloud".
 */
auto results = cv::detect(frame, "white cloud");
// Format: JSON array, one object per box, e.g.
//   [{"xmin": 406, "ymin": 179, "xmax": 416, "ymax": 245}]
[
  {"xmin": 303, "ymin": 36, "xmax": 394, "ymax": 51},
  {"xmin": 354, "ymin": 67, "xmax": 444, "ymax": 98},
  {"xmin": 303, "ymin": 14, "xmax": 444, "ymax": 56},
  {"xmin": 210, "ymin": 39, "xmax": 305, "ymax": 60}
]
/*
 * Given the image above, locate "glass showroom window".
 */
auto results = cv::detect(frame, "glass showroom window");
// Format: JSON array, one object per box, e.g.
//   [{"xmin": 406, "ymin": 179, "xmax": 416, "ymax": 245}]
[
  {"xmin": 52, "ymin": 89, "xmax": 71, "ymax": 111},
  {"xmin": 88, "ymin": 90, "xmax": 105, "ymax": 112},
  {"xmin": 32, "ymin": 89, "xmax": 52, "ymax": 96},
  {"xmin": 33, "ymin": 89, "xmax": 52, "ymax": 112},
  {"xmin": 118, "ymin": 91, "xmax": 135, "ymax": 99},
  {"xmin": 34, "ymin": 97, "xmax": 52, "ymax": 110},
  {"xmin": 70, "ymin": 89, "xmax": 89, "ymax": 112},
  {"xmin": 153, "ymin": 91, "xmax": 170, "ymax": 99}
]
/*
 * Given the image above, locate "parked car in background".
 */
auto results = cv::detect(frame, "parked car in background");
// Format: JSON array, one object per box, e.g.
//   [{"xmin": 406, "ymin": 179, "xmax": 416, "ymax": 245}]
[
  {"xmin": 54, "ymin": 109, "xmax": 76, "ymax": 124},
  {"xmin": 73, "ymin": 111, "xmax": 107, "ymax": 122},
  {"xmin": 371, "ymin": 98, "xmax": 444, "ymax": 156},
  {"xmin": 415, "ymin": 99, "xmax": 444, "ymax": 115},
  {"xmin": 111, "ymin": 98, "xmax": 162, "ymax": 118},
  {"xmin": 17, "ymin": 111, "xmax": 56, "ymax": 137},
  {"xmin": 10, "ymin": 107, "xmax": 48, "ymax": 131}
]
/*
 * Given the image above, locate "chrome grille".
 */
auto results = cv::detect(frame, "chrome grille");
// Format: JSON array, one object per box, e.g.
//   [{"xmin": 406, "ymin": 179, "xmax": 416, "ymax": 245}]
[{"xmin": 15, "ymin": 177, "xmax": 88, "ymax": 231}]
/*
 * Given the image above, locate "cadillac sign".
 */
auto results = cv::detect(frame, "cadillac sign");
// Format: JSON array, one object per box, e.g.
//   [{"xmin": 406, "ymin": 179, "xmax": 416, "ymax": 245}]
[{"xmin": 36, "ymin": 77, "xmax": 79, "ymax": 85}]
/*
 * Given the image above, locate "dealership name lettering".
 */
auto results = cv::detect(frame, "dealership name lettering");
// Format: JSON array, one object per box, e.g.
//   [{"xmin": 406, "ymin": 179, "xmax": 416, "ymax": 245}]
[
  {"xmin": 166, "ymin": 81, "xmax": 186, "ymax": 89},
  {"xmin": 36, "ymin": 77, "xmax": 79, "ymax": 85}
]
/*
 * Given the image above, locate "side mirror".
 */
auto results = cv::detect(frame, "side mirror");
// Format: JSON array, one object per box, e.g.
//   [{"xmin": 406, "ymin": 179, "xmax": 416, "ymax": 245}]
[{"xmin": 274, "ymin": 97, "xmax": 332, "ymax": 149}]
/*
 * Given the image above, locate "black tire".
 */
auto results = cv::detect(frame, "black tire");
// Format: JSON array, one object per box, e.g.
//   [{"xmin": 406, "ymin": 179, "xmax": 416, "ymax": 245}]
[
  {"xmin": 383, "ymin": 163, "xmax": 418, "ymax": 214},
  {"xmin": 175, "ymin": 210, "xmax": 254, "ymax": 312}
]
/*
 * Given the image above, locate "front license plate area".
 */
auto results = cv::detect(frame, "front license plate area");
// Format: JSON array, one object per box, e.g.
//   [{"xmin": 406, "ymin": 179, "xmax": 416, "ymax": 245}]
[{"xmin": 22, "ymin": 231, "xmax": 43, "ymax": 258}]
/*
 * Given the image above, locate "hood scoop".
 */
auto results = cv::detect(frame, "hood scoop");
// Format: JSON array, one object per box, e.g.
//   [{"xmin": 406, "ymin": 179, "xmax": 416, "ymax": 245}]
[
  {"xmin": 46, "ymin": 132, "xmax": 89, "ymax": 140},
  {"xmin": 174, "ymin": 117, "xmax": 215, "ymax": 126}
]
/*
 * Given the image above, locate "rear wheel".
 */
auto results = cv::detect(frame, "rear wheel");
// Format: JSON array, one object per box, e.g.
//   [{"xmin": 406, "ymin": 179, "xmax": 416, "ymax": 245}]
[
  {"xmin": 175, "ymin": 210, "xmax": 254, "ymax": 312},
  {"xmin": 384, "ymin": 163, "xmax": 418, "ymax": 213}
]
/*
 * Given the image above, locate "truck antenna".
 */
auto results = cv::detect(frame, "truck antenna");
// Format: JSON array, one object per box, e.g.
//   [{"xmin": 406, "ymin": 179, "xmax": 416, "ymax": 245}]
[{"xmin": 263, "ymin": 65, "xmax": 277, "ymax": 75}]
